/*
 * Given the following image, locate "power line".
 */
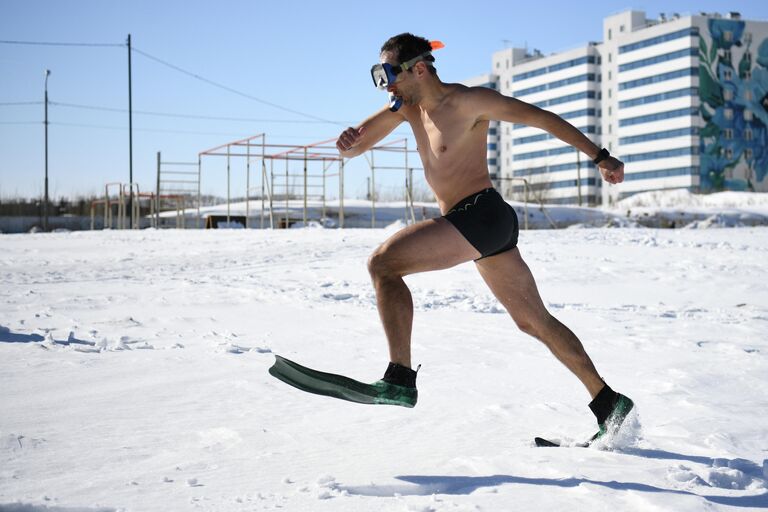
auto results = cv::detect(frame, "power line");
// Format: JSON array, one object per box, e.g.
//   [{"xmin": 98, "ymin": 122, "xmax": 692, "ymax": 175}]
[
  {"xmin": 0, "ymin": 39, "xmax": 344, "ymax": 128},
  {"xmin": 0, "ymin": 119, "xmax": 343, "ymax": 140},
  {"xmin": 51, "ymin": 101, "xmax": 345, "ymax": 124},
  {"xmin": 131, "ymin": 46, "xmax": 344, "ymax": 126},
  {"xmin": 1, "ymin": 99, "xmax": 351, "ymax": 124},
  {"xmin": 0, "ymin": 101, "xmax": 44, "ymax": 106},
  {"xmin": 0, "ymin": 119, "xmax": 396, "ymax": 141},
  {"xmin": 0, "ymin": 119, "xmax": 246, "ymax": 135},
  {"xmin": 57, "ymin": 121, "xmax": 247, "ymax": 136},
  {"xmin": 0, "ymin": 39, "xmax": 122, "ymax": 47}
]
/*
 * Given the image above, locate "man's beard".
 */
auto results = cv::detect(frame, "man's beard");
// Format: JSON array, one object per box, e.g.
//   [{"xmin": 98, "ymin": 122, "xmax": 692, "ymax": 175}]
[{"xmin": 401, "ymin": 92, "xmax": 420, "ymax": 106}]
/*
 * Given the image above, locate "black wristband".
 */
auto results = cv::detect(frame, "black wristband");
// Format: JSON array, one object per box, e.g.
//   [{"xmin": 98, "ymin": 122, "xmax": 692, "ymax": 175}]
[{"xmin": 593, "ymin": 148, "xmax": 610, "ymax": 165}]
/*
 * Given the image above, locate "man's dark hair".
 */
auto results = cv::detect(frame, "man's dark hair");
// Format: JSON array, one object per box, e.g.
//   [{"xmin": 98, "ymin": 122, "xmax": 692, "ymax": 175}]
[{"xmin": 381, "ymin": 33, "xmax": 437, "ymax": 75}]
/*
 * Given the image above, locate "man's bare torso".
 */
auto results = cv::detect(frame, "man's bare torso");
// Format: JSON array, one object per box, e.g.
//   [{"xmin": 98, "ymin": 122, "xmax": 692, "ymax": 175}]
[{"xmin": 399, "ymin": 84, "xmax": 494, "ymax": 213}]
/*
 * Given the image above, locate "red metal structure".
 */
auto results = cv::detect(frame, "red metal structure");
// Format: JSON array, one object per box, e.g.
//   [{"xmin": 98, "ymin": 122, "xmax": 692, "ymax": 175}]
[{"xmin": 196, "ymin": 134, "xmax": 422, "ymax": 229}]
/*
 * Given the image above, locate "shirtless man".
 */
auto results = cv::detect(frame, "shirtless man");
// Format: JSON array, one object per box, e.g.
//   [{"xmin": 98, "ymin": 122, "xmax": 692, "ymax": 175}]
[{"xmin": 336, "ymin": 33, "xmax": 633, "ymax": 440}]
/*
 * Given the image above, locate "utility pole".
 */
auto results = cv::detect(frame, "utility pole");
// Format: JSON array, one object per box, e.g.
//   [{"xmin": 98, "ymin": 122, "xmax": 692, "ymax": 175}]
[
  {"xmin": 44, "ymin": 69, "xmax": 51, "ymax": 232},
  {"xmin": 127, "ymin": 34, "xmax": 134, "ymax": 228}
]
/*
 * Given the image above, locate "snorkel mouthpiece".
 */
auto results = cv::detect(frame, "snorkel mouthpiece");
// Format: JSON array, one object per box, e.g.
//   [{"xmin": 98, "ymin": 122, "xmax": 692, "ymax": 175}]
[{"xmin": 388, "ymin": 93, "xmax": 403, "ymax": 112}]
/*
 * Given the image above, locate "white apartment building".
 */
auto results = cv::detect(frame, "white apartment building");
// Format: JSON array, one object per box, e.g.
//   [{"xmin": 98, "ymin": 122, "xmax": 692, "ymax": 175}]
[
  {"xmin": 468, "ymin": 9, "xmax": 768, "ymax": 205},
  {"xmin": 493, "ymin": 44, "xmax": 602, "ymax": 204},
  {"xmin": 606, "ymin": 10, "xmax": 768, "ymax": 203}
]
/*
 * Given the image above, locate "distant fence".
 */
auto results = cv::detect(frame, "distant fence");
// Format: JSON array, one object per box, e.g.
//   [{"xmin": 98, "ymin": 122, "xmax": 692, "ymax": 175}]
[
  {"xmin": 1, "ymin": 216, "xmax": 103, "ymax": 233},
  {"xmin": 0, "ymin": 215, "xmax": 159, "ymax": 233}
]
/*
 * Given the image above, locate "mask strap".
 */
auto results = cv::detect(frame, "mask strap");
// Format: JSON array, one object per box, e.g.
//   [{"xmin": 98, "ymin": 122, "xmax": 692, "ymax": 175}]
[{"xmin": 399, "ymin": 51, "xmax": 434, "ymax": 72}]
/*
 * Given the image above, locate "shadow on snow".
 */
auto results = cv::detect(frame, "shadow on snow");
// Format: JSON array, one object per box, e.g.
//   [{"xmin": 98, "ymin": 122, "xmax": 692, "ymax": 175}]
[
  {"xmin": 0, "ymin": 326, "xmax": 94, "ymax": 346},
  {"xmin": 339, "ymin": 449, "xmax": 767, "ymax": 508},
  {"xmin": 0, "ymin": 326, "xmax": 44, "ymax": 343}
]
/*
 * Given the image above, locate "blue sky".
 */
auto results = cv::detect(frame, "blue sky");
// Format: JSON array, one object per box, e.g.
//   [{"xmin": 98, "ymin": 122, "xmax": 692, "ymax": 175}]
[{"xmin": 1, "ymin": 0, "xmax": 766, "ymax": 201}]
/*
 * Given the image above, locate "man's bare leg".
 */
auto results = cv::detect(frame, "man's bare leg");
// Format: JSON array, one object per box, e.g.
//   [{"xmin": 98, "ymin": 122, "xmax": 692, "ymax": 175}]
[
  {"xmin": 475, "ymin": 247, "xmax": 605, "ymax": 398},
  {"xmin": 368, "ymin": 218, "xmax": 480, "ymax": 368}
]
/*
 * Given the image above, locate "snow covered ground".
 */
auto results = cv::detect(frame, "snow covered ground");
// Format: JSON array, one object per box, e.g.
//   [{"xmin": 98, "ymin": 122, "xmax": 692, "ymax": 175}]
[{"xmin": 1, "ymin": 225, "xmax": 767, "ymax": 511}]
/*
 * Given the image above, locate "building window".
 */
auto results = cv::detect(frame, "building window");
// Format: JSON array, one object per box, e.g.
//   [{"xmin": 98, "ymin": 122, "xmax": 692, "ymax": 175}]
[
  {"xmin": 608, "ymin": 70, "xmax": 612, "ymax": 80},
  {"xmin": 608, "ymin": 124, "xmax": 612, "ymax": 134},
  {"xmin": 724, "ymin": 69, "xmax": 732, "ymax": 80},
  {"xmin": 724, "ymin": 89, "xmax": 733, "ymax": 101},
  {"xmin": 608, "ymin": 28, "xmax": 612, "ymax": 40},
  {"xmin": 608, "ymin": 52, "xmax": 612, "ymax": 63},
  {"xmin": 724, "ymin": 128, "xmax": 733, "ymax": 140},
  {"xmin": 622, "ymin": 146, "xmax": 699, "ymax": 162},
  {"xmin": 745, "ymin": 129, "xmax": 753, "ymax": 141},
  {"xmin": 619, "ymin": 27, "xmax": 699, "ymax": 54},
  {"xmin": 608, "ymin": 88, "xmax": 612, "ymax": 98},
  {"xmin": 725, "ymin": 148, "xmax": 733, "ymax": 159},
  {"xmin": 745, "ymin": 110, "xmax": 753, "ymax": 121},
  {"xmin": 723, "ymin": 49, "xmax": 732, "ymax": 61},
  {"xmin": 495, "ymin": 62, "xmax": 500, "ymax": 69},
  {"xmin": 619, "ymin": 67, "xmax": 697, "ymax": 90},
  {"xmin": 620, "ymin": 106, "xmax": 698, "ymax": 126},
  {"xmin": 506, "ymin": 59, "xmax": 509, "ymax": 69},
  {"xmin": 608, "ymin": 106, "xmax": 612, "ymax": 116},
  {"xmin": 746, "ymin": 149, "xmax": 753, "ymax": 159},
  {"xmin": 724, "ymin": 109, "xmax": 733, "ymax": 120},
  {"xmin": 745, "ymin": 90, "xmax": 753, "ymax": 101},
  {"xmin": 619, "ymin": 126, "xmax": 699, "ymax": 145},
  {"xmin": 745, "ymin": 70, "xmax": 752, "ymax": 80}
]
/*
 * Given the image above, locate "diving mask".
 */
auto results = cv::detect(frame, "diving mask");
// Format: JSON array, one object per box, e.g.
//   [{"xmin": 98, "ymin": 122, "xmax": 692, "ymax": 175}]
[{"xmin": 370, "ymin": 51, "xmax": 434, "ymax": 91}]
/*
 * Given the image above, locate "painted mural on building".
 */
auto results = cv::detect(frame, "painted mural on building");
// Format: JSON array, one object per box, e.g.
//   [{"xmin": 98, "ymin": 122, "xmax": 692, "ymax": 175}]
[{"xmin": 699, "ymin": 19, "xmax": 768, "ymax": 192}]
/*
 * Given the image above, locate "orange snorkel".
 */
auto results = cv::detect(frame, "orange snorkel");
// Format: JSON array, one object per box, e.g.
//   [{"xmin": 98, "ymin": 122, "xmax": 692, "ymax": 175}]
[{"xmin": 430, "ymin": 41, "xmax": 445, "ymax": 51}]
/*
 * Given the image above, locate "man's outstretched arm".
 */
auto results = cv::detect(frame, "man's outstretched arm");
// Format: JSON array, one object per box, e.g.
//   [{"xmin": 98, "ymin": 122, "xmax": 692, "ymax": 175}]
[
  {"xmin": 336, "ymin": 106, "xmax": 405, "ymax": 159},
  {"xmin": 472, "ymin": 88, "xmax": 624, "ymax": 184}
]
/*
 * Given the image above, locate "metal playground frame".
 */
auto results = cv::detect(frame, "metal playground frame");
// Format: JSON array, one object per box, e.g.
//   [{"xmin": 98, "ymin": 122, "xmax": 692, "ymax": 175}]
[
  {"xmin": 95, "ymin": 133, "xmax": 531, "ymax": 230},
  {"xmin": 195, "ymin": 134, "xmax": 426, "ymax": 229}
]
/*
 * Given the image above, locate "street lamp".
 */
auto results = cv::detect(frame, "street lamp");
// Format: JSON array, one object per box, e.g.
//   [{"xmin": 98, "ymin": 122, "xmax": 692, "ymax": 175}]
[{"xmin": 44, "ymin": 69, "xmax": 50, "ymax": 232}]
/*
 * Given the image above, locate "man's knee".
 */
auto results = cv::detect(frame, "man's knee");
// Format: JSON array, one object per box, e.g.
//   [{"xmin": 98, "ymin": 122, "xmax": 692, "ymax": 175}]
[
  {"xmin": 513, "ymin": 312, "xmax": 556, "ymax": 340},
  {"xmin": 367, "ymin": 244, "xmax": 400, "ymax": 280},
  {"xmin": 514, "ymin": 317, "xmax": 539, "ymax": 338}
]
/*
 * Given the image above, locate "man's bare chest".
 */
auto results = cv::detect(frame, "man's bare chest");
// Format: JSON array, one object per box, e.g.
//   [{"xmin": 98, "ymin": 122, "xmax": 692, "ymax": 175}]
[{"xmin": 409, "ymin": 113, "xmax": 478, "ymax": 163}]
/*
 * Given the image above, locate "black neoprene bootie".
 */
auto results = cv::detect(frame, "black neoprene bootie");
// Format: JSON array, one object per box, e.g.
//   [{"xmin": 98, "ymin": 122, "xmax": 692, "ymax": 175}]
[
  {"xmin": 382, "ymin": 362, "xmax": 418, "ymax": 388},
  {"xmin": 588, "ymin": 383, "xmax": 635, "ymax": 441},
  {"xmin": 589, "ymin": 384, "xmax": 620, "ymax": 425}
]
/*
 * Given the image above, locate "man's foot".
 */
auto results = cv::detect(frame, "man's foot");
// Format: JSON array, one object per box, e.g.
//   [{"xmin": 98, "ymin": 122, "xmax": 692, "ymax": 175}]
[
  {"xmin": 369, "ymin": 379, "xmax": 418, "ymax": 407},
  {"xmin": 375, "ymin": 362, "xmax": 419, "ymax": 407},
  {"xmin": 588, "ymin": 384, "xmax": 634, "ymax": 442}
]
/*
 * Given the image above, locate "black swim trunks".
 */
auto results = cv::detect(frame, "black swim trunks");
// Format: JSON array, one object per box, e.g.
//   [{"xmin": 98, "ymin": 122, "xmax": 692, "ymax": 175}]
[{"xmin": 443, "ymin": 188, "xmax": 519, "ymax": 260}]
